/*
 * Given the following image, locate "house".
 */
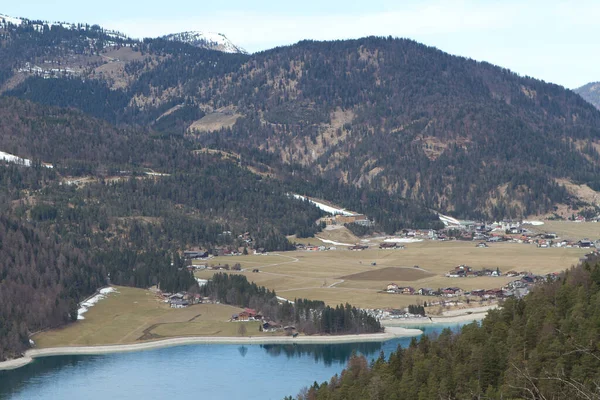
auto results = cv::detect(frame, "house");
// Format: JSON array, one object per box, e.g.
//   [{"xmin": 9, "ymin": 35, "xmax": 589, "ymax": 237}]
[
  {"xmin": 184, "ymin": 250, "xmax": 209, "ymax": 259},
  {"xmin": 417, "ymin": 288, "xmax": 435, "ymax": 296},
  {"xmin": 349, "ymin": 245, "xmax": 368, "ymax": 251},
  {"xmin": 386, "ymin": 283, "xmax": 399, "ymax": 293},
  {"xmin": 579, "ymin": 239, "xmax": 594, "ymax": 248},
  {"xmin": 380, "ymin": 242, "xmax": 397, "ymax": 249},
  {"xmin": 237, "ymin": 311, "xmax": 250, "ymax": 321},
  {"xmin": 521, "ymin": 276, "xmax": 535, "ymax": 284},
  {"xmin": 401, "ymin": 286, "xmax": 415, "ymax": 295},
  {"xmin": 442, "ymin": 287, "xmax": 462, "ymax": 296},
  {"xmin": 262, "ymin": 322, "xmax": 282, "ymax": 332},
  {"xmin": 455, "ymin": 265, "xmax": 472, "ymax": 272},
  {"xmin": 484, "ymin": 289, "xmax": 504, "ymax": 298},
  {"xmin": 170, "ymin": 300, "xmax": 189, "ymax": 308},
  {"xmin": 283, "ymin": 326, "xmax": 297, "ymax": 335},
  {"xmin": 236, "ymin": 308, "xmax": 258, "ymax": 321},
  {"xmin": 169, "ymin": 293, "xmax": 185, "ymax": 301}
]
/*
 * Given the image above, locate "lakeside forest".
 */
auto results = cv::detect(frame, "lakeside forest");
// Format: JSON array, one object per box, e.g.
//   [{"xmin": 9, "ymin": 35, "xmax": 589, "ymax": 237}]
[{"xmin": 292, "ymin": 260, "xmax": 600, "ymax": 400}]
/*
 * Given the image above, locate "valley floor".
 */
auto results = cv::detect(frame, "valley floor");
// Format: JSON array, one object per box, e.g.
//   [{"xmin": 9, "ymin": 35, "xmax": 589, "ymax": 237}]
[{"xmin": 195, "ymin": 240, "xmax": 587, "ymax": 309}]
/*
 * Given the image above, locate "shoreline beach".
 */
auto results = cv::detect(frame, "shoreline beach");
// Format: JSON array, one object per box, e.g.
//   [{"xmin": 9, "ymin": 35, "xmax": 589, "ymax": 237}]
[{"xmin": 0, "ymin": 326, "xmax": 422, "ymax": 371}]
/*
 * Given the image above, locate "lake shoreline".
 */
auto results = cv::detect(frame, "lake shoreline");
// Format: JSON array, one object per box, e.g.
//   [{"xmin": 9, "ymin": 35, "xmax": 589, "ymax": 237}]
[
  {"xmin": 381, "ymin": 305, "xmax": 496, "ymax": 327},
  {"xmin": 0, "ymin": 326, "xmax": 422, "ymax": 371}
]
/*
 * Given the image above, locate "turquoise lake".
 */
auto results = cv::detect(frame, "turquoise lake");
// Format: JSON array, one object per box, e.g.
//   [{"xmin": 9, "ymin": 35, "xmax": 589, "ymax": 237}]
[{"xmin": 0, "ymin": 324, "xmax": 466, "ymax": 400}]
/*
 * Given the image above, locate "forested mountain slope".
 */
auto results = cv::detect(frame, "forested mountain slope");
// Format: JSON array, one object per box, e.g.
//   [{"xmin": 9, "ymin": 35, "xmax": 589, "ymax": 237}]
[
  {"xmin": 297, "ymin": 260, "xmax": 600, "ymax": 400},
  {"xmin": 3, "ymin": 17, "xmax": 600, "ymax": 219},
  {"xmin": 576, "ymin": 81, "xmax": 600, "ymax": 110},
  {"xmin": 0, "ymin": 215, "xmax": 103, "ymax": 361},
  {"xmin": 0, "ymin": 98, "xmax": 325, "ymax": 360},
  {"xmin": 197, "ymin": 38, "xmax": 600, "ymax": 219}
]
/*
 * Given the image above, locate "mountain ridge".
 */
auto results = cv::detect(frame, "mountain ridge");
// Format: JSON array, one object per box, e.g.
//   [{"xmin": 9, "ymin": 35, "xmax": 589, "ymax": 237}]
[
  {"xmin": 0, "ymin": 12, "xmax": 246, "ymax": 54},
  {"xmin": 575, "ymin": 81, "xmax": 600, "ymax": 110},
  {"xmin": 2, "ymin": 14, "xmax": 600, "ymax": 219}
]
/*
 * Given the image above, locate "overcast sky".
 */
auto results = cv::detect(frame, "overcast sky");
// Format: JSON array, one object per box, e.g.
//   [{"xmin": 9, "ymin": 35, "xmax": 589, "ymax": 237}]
[{"xmin": 3, "ymin": 0, "xmax": 599, "ymax": 88}]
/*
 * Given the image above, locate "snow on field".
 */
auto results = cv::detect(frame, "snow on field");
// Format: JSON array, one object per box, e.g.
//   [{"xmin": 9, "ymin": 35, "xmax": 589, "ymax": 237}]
[
  {"xmin": 196, "ymin": 278, "xmax": 208, "ymax": 287},
  {"xmin": 317, "ymin": 238, "xmax": 354, "ymax": 246},
  {"xmin": 277, "ymin": 296, "xmax": 294, "ymax": 304},
  {"xmin": 384, "ymin": 238, "xmax": 424, "ymax": 243},
  {"xmin": 77, "ymin": 287, "xmax": 117, "ymax": 320},
  {"xmin": 292, "ymin": 194, "xmax": 356, "ymax": 216},
  {"xmin": 438, "ymin": 213, "xmax": 461, "ymax": 226},
  {"xmin": 523, "ymin": 220, "xmax": 544, "ymax": 226}
]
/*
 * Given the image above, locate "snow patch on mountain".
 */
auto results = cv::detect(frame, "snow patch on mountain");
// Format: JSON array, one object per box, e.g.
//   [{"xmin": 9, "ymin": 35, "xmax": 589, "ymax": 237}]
[
  {"xmin": 0, "ymin": 150, "xmax": 31, "ymax": 166},
  {"xmin": 0, "ymin": 13, "xmax": 24, "ymax": 26},
  {"xmin": 162, "ymin": 31, "xmax": 247, "ymax": 54},
  {"xmin": 0, "ymin": 12, "xmax": 129, "ymax": 41},
  {"xmin": 0, "ymin": 150, "xmax": 53, "ymax": 168}
]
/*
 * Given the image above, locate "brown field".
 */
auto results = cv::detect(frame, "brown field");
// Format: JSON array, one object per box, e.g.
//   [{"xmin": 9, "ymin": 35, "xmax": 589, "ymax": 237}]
[
  {"xmin": 340, "ymin": 267, "xmax": 434, "ymax": 281},
  {"xmin": 528, "ymin": 221, "xmax": 600, "ymax": 241},
  {"xmin": 32, "ymin": 286, "xmax": 265, "ymax": 349},
  {"xmin": 196, "ymin": 240, "xmax": 588, "ymax": 309}
]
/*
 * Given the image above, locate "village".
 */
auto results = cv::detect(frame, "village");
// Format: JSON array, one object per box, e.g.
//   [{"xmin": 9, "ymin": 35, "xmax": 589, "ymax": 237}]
[
  {"xmin": 181, "ymin": 209, "xmax": 600, "ymax": 260},
  {"xmin": 383, "ymin": 269, "xmax": 552, "ymax": 301},
  {"xmin": 175, "ymin": 197, "xmax": 600, "ymax": 327}
]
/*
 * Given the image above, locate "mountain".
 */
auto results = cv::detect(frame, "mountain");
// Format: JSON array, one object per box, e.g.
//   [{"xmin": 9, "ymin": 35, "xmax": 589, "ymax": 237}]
[
  {"xmin": 575, "ymin": 81, "xmax": 600, "ymax": 110},
  {"xmin": 0, "ymin": 12, "xmax": 129, "ymax": 39},
  {"xmin": 162, "ymin": 31, "xmax": 247, "ymax": 54},
  {"xmin": 2, "ymin": 14, "xmax": 600, "ymax": 220}
]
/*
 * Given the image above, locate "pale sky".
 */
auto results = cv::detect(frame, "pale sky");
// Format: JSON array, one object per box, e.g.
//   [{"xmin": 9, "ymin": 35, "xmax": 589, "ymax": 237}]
[{"xmin": 3, "ymin": 0, "xmax": 599, "ymax": 88}]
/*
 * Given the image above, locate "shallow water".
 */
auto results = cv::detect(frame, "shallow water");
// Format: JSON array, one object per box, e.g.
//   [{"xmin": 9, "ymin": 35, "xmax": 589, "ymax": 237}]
[{"xmin": 0, "ymin": 324, "xmax": 465, "ymax": 400}]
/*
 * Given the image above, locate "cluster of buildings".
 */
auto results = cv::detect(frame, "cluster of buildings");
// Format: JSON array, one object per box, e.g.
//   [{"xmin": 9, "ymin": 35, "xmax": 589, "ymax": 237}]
[
  {"xmin": 445, "ymin": 265, "xmax": 502, "ymax": 278},
  {"xmin": 231, "ymin": 308, "xmax": 297, "ymax": 335},
  {"xmin": 379, "ymin": 243, "xmax": 406, "ymax": 250},
  {"xmin": 320, "ymin": 213, "xmax": 374, "ymax": 227},
  {"xmin": 384, "ymin": 271, "xmax": 558, "ymax": 302},
  {"xmin": 385, "ymin": 284, "xmax": 462, "ymax": 297},
  {"xmin": 294, "ymin": 244, "xmax": 334, "ymax": 252},
  {"xmin": 158, "ymin": 291, "xmax": 211, "ymax": 308}
]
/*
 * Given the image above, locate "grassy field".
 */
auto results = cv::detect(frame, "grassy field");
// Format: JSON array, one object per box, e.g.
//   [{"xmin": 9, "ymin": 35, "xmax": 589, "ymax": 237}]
[
  {"xmin": 196, "ymin": 241, "xmax": 588, "ymax": 309},
  {"xmin": 528, "ymin": 221, "xmax": 600, "ymax": 241},
  {"xmin": 288, "ymin": 225, "xmax": 361, "ymax": 246},
  {"xmin": 32, "ymin": 286, "xmax": 264, "ymax": 348},
  {"xmin": 33, "ymin": 238, "xmax": 591, "ymax": 347}
]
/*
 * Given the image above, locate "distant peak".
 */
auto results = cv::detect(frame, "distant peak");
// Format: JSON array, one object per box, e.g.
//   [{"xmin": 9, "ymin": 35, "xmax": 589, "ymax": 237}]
[{"xmin": 161, "ymin": 31, "xmax": 247, "ymax": 54}]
